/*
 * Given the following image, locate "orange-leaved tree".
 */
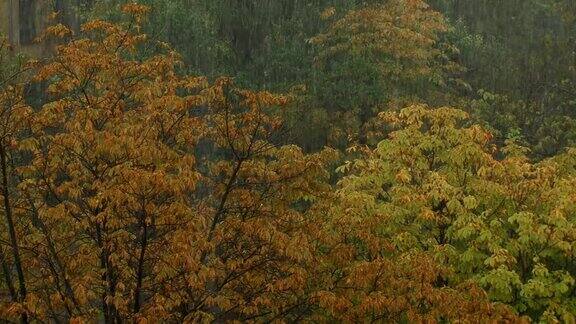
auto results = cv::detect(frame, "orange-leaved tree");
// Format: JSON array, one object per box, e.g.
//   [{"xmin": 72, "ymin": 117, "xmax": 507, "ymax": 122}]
[
  {"xmin": 8, "ymin": 4, "xmax": 336, "ymax": 322},
  {"xmin": 16, "ymin": 4, "xmax": 203, "ymax": 321}
]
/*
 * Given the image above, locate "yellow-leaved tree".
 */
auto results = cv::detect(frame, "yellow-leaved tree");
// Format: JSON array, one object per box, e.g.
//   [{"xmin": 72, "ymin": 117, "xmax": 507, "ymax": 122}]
[{"xmin": 331, "ymin": 104, "xmax": 576, "ymax": 322}]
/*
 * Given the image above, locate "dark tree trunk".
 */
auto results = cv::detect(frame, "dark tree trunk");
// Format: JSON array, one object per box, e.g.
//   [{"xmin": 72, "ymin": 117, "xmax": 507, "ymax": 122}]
[{"xmin": 0, "ymin": 142, "xmax": 28, "ymax": 324}]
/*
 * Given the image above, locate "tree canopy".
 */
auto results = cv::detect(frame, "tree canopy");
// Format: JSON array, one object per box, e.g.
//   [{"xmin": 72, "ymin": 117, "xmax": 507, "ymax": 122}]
[{"xmin": 1, "ymin": 1, "xmax": 576, "ymax": 322}]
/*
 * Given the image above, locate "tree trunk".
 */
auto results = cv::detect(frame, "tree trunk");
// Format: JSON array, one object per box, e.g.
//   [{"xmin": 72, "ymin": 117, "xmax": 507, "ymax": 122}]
[
  {"xmin": 133, "ymin": 217, "xmax": 148, "ymax": 313},
  {"xmin": 0, "ymin": 142, "xmax": 28, "ymax": 324}
]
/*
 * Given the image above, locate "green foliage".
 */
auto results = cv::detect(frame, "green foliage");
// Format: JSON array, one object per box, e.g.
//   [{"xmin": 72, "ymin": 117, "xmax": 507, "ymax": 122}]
[
  {"xmin": 300, "ymin": 0, "xmax": 462, "ymax": 149},
  {"xmin": 79, "ymin": 0, "xmax": 362, "ymax": 89},
  {"xmin": 429, "ymin": 0, "xmax": 576, "ymax": 157}
]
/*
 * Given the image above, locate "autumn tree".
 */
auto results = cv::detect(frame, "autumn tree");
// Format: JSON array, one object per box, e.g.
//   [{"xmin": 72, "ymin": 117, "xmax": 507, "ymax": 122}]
[
  {"xmin": 13, "ymin": 4, "xmax": 205, "ymax": 321},
  {"xmin": 5, "ymin": 4, "xmax": 336, "ymax": 322},
  {"xmin": 334, "ymin": 104, "xmax": 576, "ymax": 321}
]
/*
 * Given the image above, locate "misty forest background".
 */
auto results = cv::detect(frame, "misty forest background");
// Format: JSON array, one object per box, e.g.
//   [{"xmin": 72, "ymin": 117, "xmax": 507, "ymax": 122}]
[{"xmin": 1, "ymin": 0, "xmax": 576, "ymax": 322}]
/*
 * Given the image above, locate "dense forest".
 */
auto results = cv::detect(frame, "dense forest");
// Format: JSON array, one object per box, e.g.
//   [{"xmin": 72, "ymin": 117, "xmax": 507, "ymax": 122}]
[{"xmin": 1, "ymin": 0, "xmax": 576, "ymax": 322}]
